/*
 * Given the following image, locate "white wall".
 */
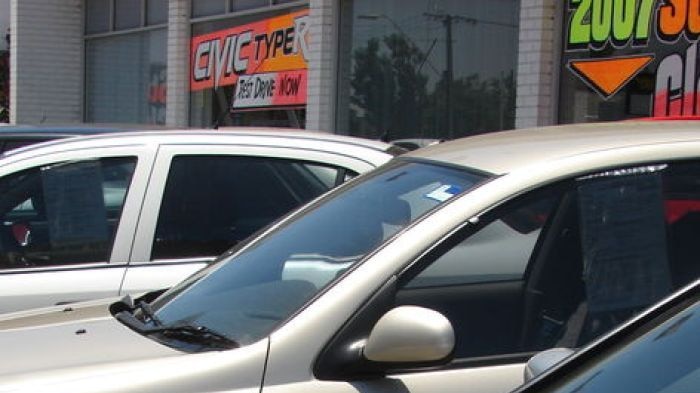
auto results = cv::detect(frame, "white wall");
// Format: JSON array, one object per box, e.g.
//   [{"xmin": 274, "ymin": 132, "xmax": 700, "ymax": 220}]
[
  {"xmin": 10, "ymin": 0, "xmax": 83, "ymax": 124},
  {"xmin": 514, "ymin": 0, "xmax": 559, "ymax": 128},
  {"xmin": 166, "ymin": 0, "xmax": 190, "ymax": 127},
  {"xmin": 306, "ymin": 0, "xmax": 338, "ymax": 132}
]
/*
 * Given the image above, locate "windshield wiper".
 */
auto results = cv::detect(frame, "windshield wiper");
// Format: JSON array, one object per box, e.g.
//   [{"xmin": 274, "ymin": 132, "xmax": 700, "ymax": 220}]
[
  {"xmin": 136, "ymin": 300, "xmax": 162, "ymax": 326},
  {"xmin": 115, "ymin": 309, "xmax": 238, "ymax": 350},
  {"xmin": 145, "ymin": 323, "xmax": 239, "ymax": 350}
]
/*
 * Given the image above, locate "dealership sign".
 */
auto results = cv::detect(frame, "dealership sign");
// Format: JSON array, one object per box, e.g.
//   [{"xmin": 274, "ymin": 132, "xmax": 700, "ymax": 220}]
[
  {"xmin": 190, "ymin": 10, "xmax": 309, "ymax": 110},
  {"xmin": 564, "ymin": 0, "xmax": 700, "ymax": 116}
]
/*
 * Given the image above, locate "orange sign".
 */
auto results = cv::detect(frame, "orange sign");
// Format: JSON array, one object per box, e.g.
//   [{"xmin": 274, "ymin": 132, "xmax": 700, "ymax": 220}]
[
  {"xmin": 568, "ymin": 56, "xmax": 654, "ymax": 98},
  {"xmin": 190, "ymin": 10, "xmax": 309, "ymax": 92}
]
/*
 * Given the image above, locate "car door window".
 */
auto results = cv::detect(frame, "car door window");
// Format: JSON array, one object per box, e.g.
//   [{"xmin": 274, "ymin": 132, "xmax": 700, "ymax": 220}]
[
  {"xmin": 151, "ymin": 155, "xmax": 348, "ymax": 260},
  {"xmin": 393, "ymin": 161, "xmax": 700, "ymax": 364},
  {"xmin": 0, "ymin": 157, "xmax": 137, "ymax": 269},
  {"xmin": 406, "ymin": 196, "xmax": 557, "ymax": 289},
  {"xmin": 396, "ymin": 189, "xmax": 562, "ymax": 359},
  {"xmin": 520, "ymin": 163, "xmax": 700, "ymax": 353}
]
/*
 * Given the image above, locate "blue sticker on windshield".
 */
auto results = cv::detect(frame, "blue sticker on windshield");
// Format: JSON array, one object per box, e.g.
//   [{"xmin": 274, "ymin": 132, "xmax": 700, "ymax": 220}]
[{"xmin": 425, "ymin": 185, "xmax": 462, "ymax": 202}]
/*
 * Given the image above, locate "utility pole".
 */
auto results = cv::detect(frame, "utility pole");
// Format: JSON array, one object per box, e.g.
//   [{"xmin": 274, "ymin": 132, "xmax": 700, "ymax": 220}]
[
  {"xmin": 425, "ymin": 12, "xmax": 463, "ymax": 139},
  {"xmin": 444, "ymin": 15, "xmax": 454, "ymax": 138},
  {"xmin": 423, "ymin": 13, "xmax": 515, "ymax": 139}
]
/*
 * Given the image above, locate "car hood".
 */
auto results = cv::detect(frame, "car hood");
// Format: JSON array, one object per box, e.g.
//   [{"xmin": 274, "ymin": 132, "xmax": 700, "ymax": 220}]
[{"xmin": 0, "ymin": 297, "xmax": 181, "ymax": 377}]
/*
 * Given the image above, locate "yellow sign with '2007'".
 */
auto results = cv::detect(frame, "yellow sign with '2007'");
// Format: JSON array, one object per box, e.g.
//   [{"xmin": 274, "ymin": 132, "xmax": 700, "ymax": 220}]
[
  {"xmin": 567, "ymin": 0, "xmax": 655, "ymax": 49},
  {"xmin": 565, "ymin": 0, "xmax": 700, "ymax": 117}
]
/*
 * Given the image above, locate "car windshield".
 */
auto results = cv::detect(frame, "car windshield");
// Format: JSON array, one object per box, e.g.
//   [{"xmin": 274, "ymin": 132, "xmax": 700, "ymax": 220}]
[
  {"xmin": 538, "ymin": 297, "xmax": 700, "ymax": 393},
  {"xmin": 148, "ymin": 160, "xmax": 488, "ymax": 347}
]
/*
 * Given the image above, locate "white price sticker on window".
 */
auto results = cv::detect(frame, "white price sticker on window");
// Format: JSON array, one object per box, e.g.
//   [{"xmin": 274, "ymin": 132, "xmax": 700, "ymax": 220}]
[{"xmin": 425, "ymin": 185, "xmax": 461, "ymax": 202}]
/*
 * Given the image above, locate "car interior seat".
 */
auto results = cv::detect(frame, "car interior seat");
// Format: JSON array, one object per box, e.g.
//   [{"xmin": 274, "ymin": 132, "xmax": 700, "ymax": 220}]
[
  {"xmin": 519, "ymin": 192, "xmax": 585, "ymax": 352},
  {"xmin": 667, "ymin": 211, "xmax": 700, "ymax": 288}
]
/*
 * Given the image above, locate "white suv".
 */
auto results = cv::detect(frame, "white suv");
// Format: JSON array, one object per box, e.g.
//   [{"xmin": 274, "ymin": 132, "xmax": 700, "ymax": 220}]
[{"xmin": 0, "ymin": 129, "xmax": 395, "ymax": 313}]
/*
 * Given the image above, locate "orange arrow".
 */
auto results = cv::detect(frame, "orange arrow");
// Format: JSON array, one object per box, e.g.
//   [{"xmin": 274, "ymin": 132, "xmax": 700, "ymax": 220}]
[{"xmin": 568, "ymin": 55, "xmax": 654, "ymax": 99}]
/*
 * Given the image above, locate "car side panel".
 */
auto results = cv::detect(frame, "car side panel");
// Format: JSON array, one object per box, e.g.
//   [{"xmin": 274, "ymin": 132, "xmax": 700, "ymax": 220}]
[
  {"xmin": 261, "ymin": 365, "xmax": 523, "ymax": 393},
  {"xmin": 0, "ymin": 338, "xmax": 270, "ymax": 393},
  {"xmin": 0, "ymin": 145, "xmax": 157, "ymax": 313},
  {"xmin": 0, "ymin": 265, "xmax": 123, "ymax": 314}
]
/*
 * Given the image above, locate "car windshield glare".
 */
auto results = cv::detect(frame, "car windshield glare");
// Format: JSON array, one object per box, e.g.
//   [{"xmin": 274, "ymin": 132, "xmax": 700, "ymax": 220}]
[
  {"xmin": 150, "ymin": 160, "xmax": 488, "ymax": 347},
  {"xmin": 538, "ymin": 298, "xmax": 700, "ymax": 393}
]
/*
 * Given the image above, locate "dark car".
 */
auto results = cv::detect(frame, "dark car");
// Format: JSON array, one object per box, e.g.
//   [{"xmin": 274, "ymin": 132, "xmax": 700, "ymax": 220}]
[
  {"xmin": 0, "ymin": 124, "xmax": 144, "ymax": 154},
  {"xmin": 389, "ymin": 138, "xmax": 442, "ymax": 151},
  {"xmin": 514, "ymin": 278, "xmax": 700, "ymax": 393}
]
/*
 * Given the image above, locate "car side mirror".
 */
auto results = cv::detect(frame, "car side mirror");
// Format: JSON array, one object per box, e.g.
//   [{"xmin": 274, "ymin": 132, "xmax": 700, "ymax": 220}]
[
  {"xmin": 363, "ymin": 306, "xmax": 454, "ymax": 364},
  {"xmin": 524, "ymin": 347, "xmax": 574, "ymax": 382}
]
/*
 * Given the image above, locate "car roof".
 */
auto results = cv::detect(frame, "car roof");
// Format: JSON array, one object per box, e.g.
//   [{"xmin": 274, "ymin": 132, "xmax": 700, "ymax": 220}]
[
  {"xmin": 406, "ymin": 120, "xmax": 700, "ymax": 175},
  {"xmin": 1, "ymin": 127, "xmax": 394, "ymax": 158}
]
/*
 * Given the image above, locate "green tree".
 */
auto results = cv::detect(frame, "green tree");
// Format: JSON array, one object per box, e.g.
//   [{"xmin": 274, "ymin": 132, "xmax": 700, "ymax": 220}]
[
  {"xmin": 350, "ymin": 34, "xmax": 429, "ymax": 140},
  {"xmin": 349, "ymin": 38, "xmax": 395, "ymax": 138},
  {"xmin": 425, "ymin": 71, "xmax": 515, "ymax": 139},
  {"xmin": 350, "ymin": 34, "xmax": 515, "ymax": 141},
  {"xmin": 383, "ymin": 34, "xmax": 429, "ymax": 139}
]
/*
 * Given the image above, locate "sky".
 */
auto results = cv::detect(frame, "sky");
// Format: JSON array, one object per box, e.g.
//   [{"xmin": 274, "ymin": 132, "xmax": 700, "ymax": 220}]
[{"xmin": 0, "ymin": 0, "xmax": 8, "ymax": 52}]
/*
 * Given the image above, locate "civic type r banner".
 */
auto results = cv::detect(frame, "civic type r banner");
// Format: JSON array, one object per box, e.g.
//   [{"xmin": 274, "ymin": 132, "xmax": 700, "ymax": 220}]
[{"xmin": 190, "ymin": 9, "xmax": 309, "ymax": 110}]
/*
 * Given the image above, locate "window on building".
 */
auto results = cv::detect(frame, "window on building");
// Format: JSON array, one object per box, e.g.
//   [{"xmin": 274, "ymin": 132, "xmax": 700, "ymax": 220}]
[
  {"xmin": 114, "ymin": 0, "xmax": 142, "ymax": 30},
  {"xmin": 86, "ymin": 0, "xmax": 168, "ymax": 34},
  {"xmin": 84, "ymin": 0, "xmax": 167, "ymax": 125},
  {"xmin": 86, "ymin": 29, "xmax": 167, "ymax": 124},
  {"xmin": 192, "ymin": 0, "xmax": 227, "ymax": 18},
  {"xmin": 231, "ymin": 0, "xmax": 269, "ymax": 12},
  {"xmin": 146, "ymin": 0, "xmax": 168, "ymax": 25},
  {"xmin": 85, "ymin": 0, "xmax": 111, "ymax": 34},
  {"xmin": 337, "ymin": 0, "xmax": 520, "ymax": 141}
]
